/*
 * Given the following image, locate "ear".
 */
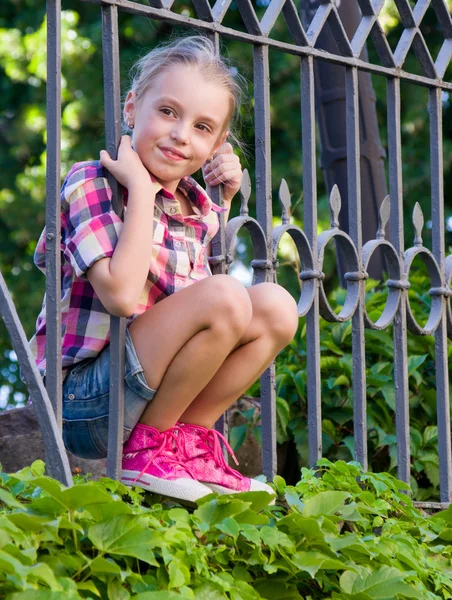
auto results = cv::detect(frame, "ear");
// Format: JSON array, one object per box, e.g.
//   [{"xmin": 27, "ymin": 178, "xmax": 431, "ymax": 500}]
[
  {"xmin": 211, "ymin": 129, "xmax": 229, "ymax": 156},
  {"xmin": 123, "ymin": 90, "xmax": 136, "ymax": 125}
]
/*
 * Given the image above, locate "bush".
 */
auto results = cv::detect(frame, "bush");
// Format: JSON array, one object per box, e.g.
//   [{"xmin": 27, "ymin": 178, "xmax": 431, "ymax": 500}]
[{"xmin": 1, "ymin": 460, "xmax": 452, "ymax": 598}]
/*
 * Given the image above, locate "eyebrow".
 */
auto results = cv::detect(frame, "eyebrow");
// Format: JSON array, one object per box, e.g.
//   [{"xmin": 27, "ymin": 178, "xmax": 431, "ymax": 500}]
[{"xmin": 156, "ymin": 96, "xmax": 221, "ymax": 127}]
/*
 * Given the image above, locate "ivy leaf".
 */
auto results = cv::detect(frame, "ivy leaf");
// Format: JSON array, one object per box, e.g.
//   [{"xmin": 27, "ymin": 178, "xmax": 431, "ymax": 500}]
[
  {"xmin": 340, "ymin": 566, "xmax": 424, "ymax": 598},
  {"xmin": 90, "ymin": 556, "xmax": 121, "ymax": 576},
  {"xmin": 291, "ymin": 550, "xmax": 352, "ymax": 577},
  {"xmin": 168, "ymin": 558, "xmax": 190, "ymax": 588},
  {"xmin": 0, "ymin": 488, "xmax": 25, "ymax": 510},
  {"xmin": 216, "ymin": 517, "xmax": 240, "ymax": 540},
  {"xmin": 194, "ymin": 498, "xmax": 251, "ymax": 528},
  {"xmin": 88, "ymin": 515, "xmax": 158, "ymax": 566},
  {"xmin": 229, "ymin": 424, "xmax": 248, "ymax": 452},
  {"xmin": 303, "ymin": 491, "xmax": 351, "ymax": 517}
]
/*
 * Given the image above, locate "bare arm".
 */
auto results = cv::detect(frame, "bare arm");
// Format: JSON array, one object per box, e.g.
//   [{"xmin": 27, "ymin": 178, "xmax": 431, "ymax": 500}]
[{"xmin": 87, "ymin": 136, "xmax": 157, "ymax": 317}]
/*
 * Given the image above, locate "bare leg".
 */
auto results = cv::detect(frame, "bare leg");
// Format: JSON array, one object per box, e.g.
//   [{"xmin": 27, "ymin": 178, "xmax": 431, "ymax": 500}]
[
  {"xmin": 179, "ymin": 282, "xmax": 299, "ymax": 427},
  {"xmin": 128, "ymin": 275, "xmax": 252, "ymax": 431}
]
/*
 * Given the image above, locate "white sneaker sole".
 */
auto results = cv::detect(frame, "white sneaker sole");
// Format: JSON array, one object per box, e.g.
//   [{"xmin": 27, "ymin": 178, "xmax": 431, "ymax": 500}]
[
  {"xmin": 121, "ymin": 470, "xmax": 212, "ymax": 503},
  {"xmin": 205, "ymin": 481, "xmax": 276, "ymax": 504}
]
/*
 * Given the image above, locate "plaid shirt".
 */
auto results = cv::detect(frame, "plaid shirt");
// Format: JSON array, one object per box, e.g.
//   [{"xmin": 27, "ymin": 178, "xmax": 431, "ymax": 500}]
[{"xmin": 30, "ymin": 160, "xmax": 225, "ymax": 376}]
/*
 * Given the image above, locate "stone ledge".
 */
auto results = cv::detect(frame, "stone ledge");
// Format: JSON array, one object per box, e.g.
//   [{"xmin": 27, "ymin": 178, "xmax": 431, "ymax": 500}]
[{"xmin": 0, "ymin": 405, "xmax": 104, "ymax": 478}]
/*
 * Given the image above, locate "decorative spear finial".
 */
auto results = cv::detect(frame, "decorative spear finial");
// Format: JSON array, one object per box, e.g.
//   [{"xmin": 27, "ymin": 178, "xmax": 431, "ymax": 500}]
[
  {"xmin": 376, "ymin": 195, "xmax": 390, "ymax": 239},
  {"xmin": 239, "ymin": 169, "xmax": 251, "ymax": 217},
  {"xmin": 413, "ymin": 202, "xmax": 424, "ymax": 247},
  {"xmin": 329, "ymin": 184, "xmax": 341, "ymax": 229},
  {"xmin": 279, "ymin": 179, "xmax": 291, "ymax": 225}
]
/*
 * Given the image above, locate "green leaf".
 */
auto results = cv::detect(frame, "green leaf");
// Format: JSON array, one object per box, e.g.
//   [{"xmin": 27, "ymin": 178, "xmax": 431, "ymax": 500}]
[
  {"xmin": 90, "ymin": 556, "xmax": 121, "ymax": 575},
  {"xmin": 276, "ymin": 396, "xmax": 290, "ymax": 442},
  {"xmin": 229, "ymin": 424, "xmax": 248, "ymax": 452},
  {"xmin": 407, "ymin": 354, "xmax": 428, "ymax": 376},
  {"xmin": 0, "ymin": 487, "xmax": 25, "ymax": 509},
  {"xmin": 194, "ymin": 498, "xmax": 251, "ymax": 528},
  {"xmin": 88, "ymin": 515, "xmax": 159, "ymax": 566},
  {"xmin": 291, "ymin": 550, "xmax": 351, "ymax": 577},
  {"xmin": 168, "ymin": 558, "xmax": 190, "ymax": 589},
  {"xmin": 340, "ymin": 566, "xmax": 424, "ymax": 598},
  {"xmin": 216, "ymin": 517, "xmax": 239, "ymax": 540},
  {"xmin": 260, "ymin": 526, "xmax": 294, "ymax": 551},
  {"xmin": 303, "ymin": 491, "xmax": 351, "ymax": 517}
]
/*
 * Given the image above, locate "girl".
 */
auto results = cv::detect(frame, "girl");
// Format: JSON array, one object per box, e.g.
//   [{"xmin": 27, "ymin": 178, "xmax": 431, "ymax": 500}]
[{"xmin": 31, "ymin": 36, "xmax": 299, "ymax": 503}]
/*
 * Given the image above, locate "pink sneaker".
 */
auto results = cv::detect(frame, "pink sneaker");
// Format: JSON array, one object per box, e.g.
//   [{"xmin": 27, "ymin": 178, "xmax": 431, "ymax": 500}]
[
  {"xmin": 177, "ymin": 423, "xmax": 276, "ymax": 500},
  {"xmin": 121, "ymin": 423, "xmax": 212, "ymax": 503}
]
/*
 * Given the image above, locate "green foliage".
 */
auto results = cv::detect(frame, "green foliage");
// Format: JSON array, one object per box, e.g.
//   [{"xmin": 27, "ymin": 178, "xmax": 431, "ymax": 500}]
[
  {"xmin": 233, "ymin": 272, "xmax": 443, "ymax": 502},
  {"xmin": 2, "ymin": 459, "xmax": 452, "ymax": 598}
]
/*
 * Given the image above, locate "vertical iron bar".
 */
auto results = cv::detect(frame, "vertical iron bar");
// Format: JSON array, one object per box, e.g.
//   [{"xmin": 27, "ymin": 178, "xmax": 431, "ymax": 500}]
[
  {"xmin": 45, "ymin": 0, "xmax": 62, "ymax": 425},
  {"xmin": 209, "ymin": 31, "xmax": 229, "ymax": 442},
  {"xmin": 430, "ymin": 86, "xmax": 452, "ymax": 502},
  {"xmin": 387, "ymin": 77, "xmax": 410, "ymax": 486},
  {"xmin": 102, "ymin": 4, "xmax": 126, "ymax": 480},
  {"xmin": 254, "ymin": 44, "xmax": 276, "ymax": 480},
  {"xmin": 301, "ymin": 55, "xmax": 322, "ymax": 467},
  {"xmin": 346, "ymin": 67, "xmax": 367, "ymax": 470}
]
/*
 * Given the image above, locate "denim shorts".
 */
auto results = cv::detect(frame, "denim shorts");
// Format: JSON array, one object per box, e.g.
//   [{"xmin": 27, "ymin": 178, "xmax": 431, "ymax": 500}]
[{"xmin": 62, "ymin": 328, "xmax": 157, "ymax": 460}]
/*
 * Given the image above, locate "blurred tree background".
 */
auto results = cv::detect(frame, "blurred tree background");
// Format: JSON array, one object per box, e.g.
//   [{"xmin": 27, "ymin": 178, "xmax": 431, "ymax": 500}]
[{"xmin": 1, "ymin": 0, "xmax": 452, "ymax": 410}]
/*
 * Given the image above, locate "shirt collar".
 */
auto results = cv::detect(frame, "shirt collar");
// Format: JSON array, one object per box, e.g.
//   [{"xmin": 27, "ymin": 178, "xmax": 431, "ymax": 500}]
[
  {"xmin": 124, "ymin": 173, "xmax": 226, "ymax": 216},
  {"xmin": 176, "ymin": 176, "xmax": 227, "ymax": 216}
]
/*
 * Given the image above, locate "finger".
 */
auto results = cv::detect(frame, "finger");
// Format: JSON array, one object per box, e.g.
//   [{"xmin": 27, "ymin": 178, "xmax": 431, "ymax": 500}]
[
  {"xmin": 206, "ymin": 160, "xmax": 241, "ymax": 178},
  {"xmin": 204, "ymin": 154, "xmax": 240, "ymax": 176},
  {"xmin": 99, "ymin": 149, "xmax": 113, "ymax": 167},
  {"xmin": 205, "ymin": 165, "xmax": 242, "ymax": 186},
  {"xmin": 212, "ymin": 142, "xmax": 234, "ymax": 157}
]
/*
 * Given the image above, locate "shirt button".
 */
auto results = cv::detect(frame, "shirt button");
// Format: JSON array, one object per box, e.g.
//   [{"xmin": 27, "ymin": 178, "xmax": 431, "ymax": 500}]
[
  {"xmin": 169, "ymin": 207, "xmax": 177, "ymax": 214},
  {"xmin": 176, "ymin": 278, "xmax": 183, "ymax": 286},
  {"xmin": 174, "ymin": 241, "xmax": 182, "ymax": 248},
  {"xmin": 68, "ymin": 393, "xmax": 75, "ymax": 400}
]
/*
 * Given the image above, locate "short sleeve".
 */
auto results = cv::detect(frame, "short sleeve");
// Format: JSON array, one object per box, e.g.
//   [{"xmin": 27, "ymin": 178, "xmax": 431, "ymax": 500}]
[{"xmin": 62, "ymin": 174, "xmax": 123, "ymax": 279}]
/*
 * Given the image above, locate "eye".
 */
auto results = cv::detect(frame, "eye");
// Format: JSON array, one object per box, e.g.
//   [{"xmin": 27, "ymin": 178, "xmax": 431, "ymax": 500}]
[
  {"xmin": 196, "ymin": 123, "xmax": 212, "ymax": 133},
  {"xmin": 160, "ymin": 107, "xmax": 176, "ymax": 117}
]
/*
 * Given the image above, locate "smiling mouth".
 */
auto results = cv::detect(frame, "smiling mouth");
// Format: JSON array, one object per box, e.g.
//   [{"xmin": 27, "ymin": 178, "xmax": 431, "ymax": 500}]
[{"xmin": 159, "ymin": 147, "xmax": 188, "ymax": 161}]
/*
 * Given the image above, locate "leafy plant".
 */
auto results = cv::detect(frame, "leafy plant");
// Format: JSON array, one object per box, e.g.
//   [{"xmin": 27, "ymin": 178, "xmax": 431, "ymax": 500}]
[
  {"xmin": 232, "ymin": 270, "xmax": 446, "ymax": 502},
  {"xmin": 2, "ymin": 459, "xmax": 452, "ymax": 598}
]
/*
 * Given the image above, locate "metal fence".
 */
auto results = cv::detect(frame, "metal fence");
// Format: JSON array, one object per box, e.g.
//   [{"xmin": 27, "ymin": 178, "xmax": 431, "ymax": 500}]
[{"xmin": 1, "ymin": 0, "xmax": 452, "ymax": 505}]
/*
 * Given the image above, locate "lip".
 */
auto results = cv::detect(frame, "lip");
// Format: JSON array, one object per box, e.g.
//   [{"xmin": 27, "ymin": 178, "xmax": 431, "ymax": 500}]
[{"xmin": 159, "ymin": 146, "xmax": 188, "ymax": 161}]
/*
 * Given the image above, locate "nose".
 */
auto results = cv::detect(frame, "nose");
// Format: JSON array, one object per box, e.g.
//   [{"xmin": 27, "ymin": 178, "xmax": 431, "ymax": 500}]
[{"xmin": 170, "ymin": 122, "xmax": 190, "ymax": 145}]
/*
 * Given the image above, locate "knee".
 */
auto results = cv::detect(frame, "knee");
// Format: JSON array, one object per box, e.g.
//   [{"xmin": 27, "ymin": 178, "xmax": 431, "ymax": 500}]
[
  {"xmin": 251, "ymin": 282, "xmax": 299, "ymax": 346},
  {"xmin": 203, "ymin": 275, "xmax": 253, "ymax": 336}
]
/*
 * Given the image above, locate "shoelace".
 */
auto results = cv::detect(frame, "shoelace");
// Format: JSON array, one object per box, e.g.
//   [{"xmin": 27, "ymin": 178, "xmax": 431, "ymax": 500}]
[
  {"xmin": 183, "ymin": 426, "xmax": 244, "ymax": 480},
  {"xmin": 131, "ymin": 426, "xmax": 197, "ymax": 483}
]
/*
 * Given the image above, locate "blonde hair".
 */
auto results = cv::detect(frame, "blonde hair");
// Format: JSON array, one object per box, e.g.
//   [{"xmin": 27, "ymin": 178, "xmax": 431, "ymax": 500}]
[{"xmin": 126, "ymin": 35, "xmax": 244, "ymax": 143}]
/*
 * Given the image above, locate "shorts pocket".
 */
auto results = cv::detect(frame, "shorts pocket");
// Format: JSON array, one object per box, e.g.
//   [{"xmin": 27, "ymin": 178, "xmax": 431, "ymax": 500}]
[{"xmin": 62, "ymin": 416, "xmax": 109, "ymax": 460}]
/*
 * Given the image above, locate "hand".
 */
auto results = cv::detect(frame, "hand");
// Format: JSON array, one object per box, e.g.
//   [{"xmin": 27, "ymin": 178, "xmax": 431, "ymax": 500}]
[
  {"xmin": 202, "ymin": 143, "xmax": 242, "ymax": 203},
  {"xmin": 100, "ymin": 135, "xmax": 151, "ymax": 190}
]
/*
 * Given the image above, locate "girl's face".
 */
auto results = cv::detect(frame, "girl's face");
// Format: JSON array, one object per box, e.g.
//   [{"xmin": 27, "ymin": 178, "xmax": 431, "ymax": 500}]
[{"xmin": 124, "ymin": 64, "xmax": 231, "ymax": 194}]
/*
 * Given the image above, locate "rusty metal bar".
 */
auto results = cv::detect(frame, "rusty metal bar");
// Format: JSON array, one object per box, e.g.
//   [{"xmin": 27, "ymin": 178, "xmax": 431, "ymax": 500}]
[
  {"xmin": 430, "ymin": 86, "xmax": 452, "ymax": 502},
  {"xmin": 254, "ymin": 43, "xmax": 276, "ymax": 479},
  {"xmin": 45, "ymin": 0, "xmax": 62, "ymax": 425},
  {"xmin": 102, "ymin": 4, "xmax": 126, "ymax": 481},
  {"xmin": 301, "ymin": 55, "xmax": 322, "ymax": 467},
  {"xmin": 387, "ymin": 77, "xmax": 410, "ymax": 486},
  {"xmin": 346, "ymin": 66, "xmax": 367, "ymax": 470}
]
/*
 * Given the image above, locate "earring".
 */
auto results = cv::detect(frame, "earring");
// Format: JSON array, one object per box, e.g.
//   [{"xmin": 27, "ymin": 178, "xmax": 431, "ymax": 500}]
[{"xmin": 129, "ymin": 122, "xmax": 134, "ymax": 130}]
